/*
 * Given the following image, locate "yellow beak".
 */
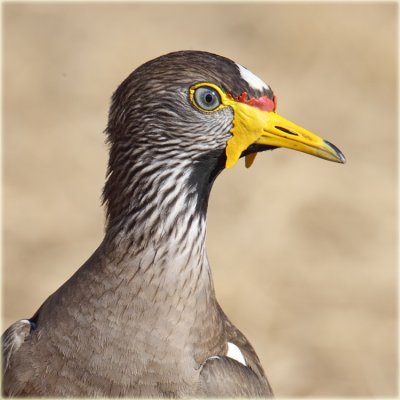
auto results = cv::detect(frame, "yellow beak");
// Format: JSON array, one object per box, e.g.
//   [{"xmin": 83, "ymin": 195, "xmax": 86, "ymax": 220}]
[
  {"xmin": 254, "ymin": 111, "xmax": 346, "ymax": 163},
  {"xmin": 224, "ymin": 99, "xmax": 346, "ymax": 169}
]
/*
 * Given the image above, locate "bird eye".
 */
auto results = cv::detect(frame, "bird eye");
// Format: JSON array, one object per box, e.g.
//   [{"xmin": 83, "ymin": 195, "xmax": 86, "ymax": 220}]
[{"xmin": 193, "ymin": 86, "xmax": 221, "ymax": 111}]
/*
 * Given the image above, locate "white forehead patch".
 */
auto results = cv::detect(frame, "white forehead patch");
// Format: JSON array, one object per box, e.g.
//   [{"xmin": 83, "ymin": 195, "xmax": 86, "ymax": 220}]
[{"xmin": 236, "ymin": 63, "xmax": 269, "ymax": 91}]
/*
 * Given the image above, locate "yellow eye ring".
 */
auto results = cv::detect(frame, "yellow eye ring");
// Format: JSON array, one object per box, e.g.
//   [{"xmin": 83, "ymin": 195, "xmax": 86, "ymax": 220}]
[{"xmin": 189, "ymin": 83, "xmax": 226, "ymax": 112}]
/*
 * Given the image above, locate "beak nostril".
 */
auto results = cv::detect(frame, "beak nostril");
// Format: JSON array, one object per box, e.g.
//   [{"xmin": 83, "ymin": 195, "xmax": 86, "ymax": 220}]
[{"xmin": 275, "ymin": 126, "xmax": 298, "ymax": 136}]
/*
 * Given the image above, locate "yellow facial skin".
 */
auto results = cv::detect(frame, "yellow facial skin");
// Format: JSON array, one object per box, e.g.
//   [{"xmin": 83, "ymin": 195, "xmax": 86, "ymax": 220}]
[{"xmin": 189, "ymin": 83, "xmax": 346, "ymax": 169}]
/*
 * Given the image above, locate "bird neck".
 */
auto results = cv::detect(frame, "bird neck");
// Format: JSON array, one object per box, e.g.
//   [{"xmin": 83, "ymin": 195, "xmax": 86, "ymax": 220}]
[{"xmin": 101, "ymin": 150, "xmax": 225, "ymax": 297}]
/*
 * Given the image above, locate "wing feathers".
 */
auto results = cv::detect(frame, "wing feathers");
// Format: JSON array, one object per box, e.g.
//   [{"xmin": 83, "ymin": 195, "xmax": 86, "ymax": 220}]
[
  {"xmin": 198, "ymin": 356, "xmax": 273, "ymax": 397},
  {"xmin": 2, "ymin": 320, "xmax": 33, "ymax": 373}
]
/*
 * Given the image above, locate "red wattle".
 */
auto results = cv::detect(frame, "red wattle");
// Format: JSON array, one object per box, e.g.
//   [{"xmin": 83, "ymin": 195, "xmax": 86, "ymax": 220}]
[{"xmin": 233, "ymin": 92, "xmax": 277, "ymax": 112}]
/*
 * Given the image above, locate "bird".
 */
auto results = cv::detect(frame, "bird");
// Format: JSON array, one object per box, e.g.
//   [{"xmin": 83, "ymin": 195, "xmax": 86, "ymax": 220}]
[{"xmin": 2, "ymin": 50, "xmax": 345, "ymax": 397}]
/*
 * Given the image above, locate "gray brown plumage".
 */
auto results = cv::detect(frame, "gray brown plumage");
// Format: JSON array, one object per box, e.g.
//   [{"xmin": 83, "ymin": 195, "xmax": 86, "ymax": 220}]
[{"xmin": 2, "ymin": 50, "xmax": 345, "ymax": 397}]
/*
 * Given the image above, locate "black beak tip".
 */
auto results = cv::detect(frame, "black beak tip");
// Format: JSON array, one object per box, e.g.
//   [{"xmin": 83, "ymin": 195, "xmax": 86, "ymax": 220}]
[{"xmin": 324, "ymin": 140, "xmax": 346, "ymax": 164}]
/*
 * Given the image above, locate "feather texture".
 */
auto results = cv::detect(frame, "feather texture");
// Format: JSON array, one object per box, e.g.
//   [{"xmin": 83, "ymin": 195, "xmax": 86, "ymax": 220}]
[{"xmin": 2, "ymin": 51, "xmax": 273, "ymax": 397}]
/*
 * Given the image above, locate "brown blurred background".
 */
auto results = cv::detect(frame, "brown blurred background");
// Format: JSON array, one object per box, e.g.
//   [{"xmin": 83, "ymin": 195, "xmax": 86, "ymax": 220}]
[{"xmin": 3, "ymin": 2, "xmax": 397, "ymax": 397}]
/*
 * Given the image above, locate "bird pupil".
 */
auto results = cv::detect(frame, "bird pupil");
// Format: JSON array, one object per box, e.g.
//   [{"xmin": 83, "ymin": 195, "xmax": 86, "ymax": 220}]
[{"xmin": 205, "ymin": 93, "xmax": 213, "ymax": 103}]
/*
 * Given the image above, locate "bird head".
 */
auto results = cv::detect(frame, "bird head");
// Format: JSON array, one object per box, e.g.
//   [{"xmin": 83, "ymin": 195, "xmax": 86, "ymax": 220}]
[
  {"xmin": 104, "ymin": 51, "xmax": 345, "ymax": 226},
  {"xmin": 107, "ymin": 51, "xmax": 345, "ymax": 173}
]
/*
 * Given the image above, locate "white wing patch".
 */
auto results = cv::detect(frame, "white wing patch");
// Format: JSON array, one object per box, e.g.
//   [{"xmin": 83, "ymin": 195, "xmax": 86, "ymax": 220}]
[
  {"xmin": 237, "ymin": 63, "xmax": 269, "ymax": 91},
  {"xmin": 15, "ymin": 320, "xmax": 31, "ymax": 346},
  {"xmin": 206, "ymin": 355, "xmax": 221, "ymax": 361},
  {"xmin": 227, "ymin": 342, "xmax": 247, "ymax": 366}
]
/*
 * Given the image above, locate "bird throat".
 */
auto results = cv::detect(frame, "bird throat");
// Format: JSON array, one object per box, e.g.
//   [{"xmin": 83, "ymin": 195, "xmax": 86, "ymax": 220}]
[
  {"xmin": 98, "ymin": 156, "xmax": 224, "ymax": 353},
  {"xmin": 102, "ymin": 153, "xmax": 225, "ymax": 301}
]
